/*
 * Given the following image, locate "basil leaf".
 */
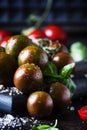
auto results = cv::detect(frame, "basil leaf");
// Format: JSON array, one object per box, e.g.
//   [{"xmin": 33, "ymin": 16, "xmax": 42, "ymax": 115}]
[
  {"xmin": 44, "ymin": 77, "xmax": 59, "ymax": 84},
  {"xmin": 63, "ymin": 77, "xmax": 76, "ymax": 96},
  {"xmin": 60, "ymin": 63, "xmax": 75, "ymax": 78},
  {"xmin": 37, "ymin": 124, "xmax": 51, "ymax": 129},
  {"xmin": 32, "ymin": 125, "xmax": 59, "ymax": 130},
  {"xmin": 43, "ymin": 61, "xmax": 58, "ymax": 77},
  {"xmin": 32, "ymin": 126, "xmax": 39, "ymax": 130},
  {"xmin": 32, "ymin": 120, "xmax": 59, "ymax": 130}
]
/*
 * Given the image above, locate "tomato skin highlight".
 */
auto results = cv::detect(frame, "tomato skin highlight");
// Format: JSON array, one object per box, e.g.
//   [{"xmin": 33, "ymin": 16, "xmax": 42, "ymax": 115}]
[
  {"xmin": 78, "ymin": 106, "xmax": 87, "ymax": 122},
  {"xmin": 0, "ymin": 35, "xmax": 11, "ymax": 48},
  {"xmin": 43, "ymin": 24, "xmax": 67, "ymax": 44}
]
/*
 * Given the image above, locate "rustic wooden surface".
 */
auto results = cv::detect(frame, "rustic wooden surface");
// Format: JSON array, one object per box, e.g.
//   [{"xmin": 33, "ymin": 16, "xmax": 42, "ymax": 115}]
[{"xmin": 57, "ymin": 97, "xmax": 87, "ymax": 130}]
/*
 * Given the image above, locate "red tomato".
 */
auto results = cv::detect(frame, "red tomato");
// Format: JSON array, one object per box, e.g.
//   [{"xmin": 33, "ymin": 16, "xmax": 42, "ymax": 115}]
[
  {"xmin": 0, "ymin": 35, "xmax": 11, "ymax": 48},
  {"xmin": 0, "ymin": 30, "xmax": 10, "ymax": 41},
  {"xmin": 78, "ymin": 106, "xmax": 87, "ymax": 122},
  {"xmin": 43, "ymin": 24, "xmax": 67, "ymax": 44},
  {"xmin": 27, "ymin": 29, "xmax": 46, "ymax": 39}
]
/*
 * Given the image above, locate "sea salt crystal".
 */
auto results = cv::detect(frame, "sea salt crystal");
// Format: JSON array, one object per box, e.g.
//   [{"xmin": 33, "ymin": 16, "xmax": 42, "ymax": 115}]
[
  {"xmin": 84, "ymin": 74, "xmax": 87, "ymax": 78},
  {"xmin": 70, "ymin": 74, "xmax": 75, "ymax": 78},
  {"xmin": 33, "ymin": 120, "xmax": 38, "ymax": 124},
  {"xmin": 0, "ymin": 118, "xmax": 3, "ymax": 122},
  {"xmin": 6, "ymin": 114, "xmax": 14, "ymax": 120},
  {"xmin": 70, "ymin": 106, "xmax": 75, "ymax": 111},
  {"xmin": 11, "ymin": 87, "xmax": 22, "ymax": 95},
  {"xmin": 1, "ymin": 126, "xmax": 5, "ymax": 129},
  {"xmin": 0, "ymin": 88, "xmax": 9, "ymax": 93},
  {"xmin": 20, "ymin": 117, "xmax": 27, "ymax": 124},
  {"xmin": 19, "ymin": 126, "xmax": 22, "ymax": 130},
  {"xmin": 0, "ymin": 84, "xmax": 4, "ymax": 90},
  {"xmin": 9, "ymin": 90, "xmax": 12, "ymax": 95},
  {"xmin": 50, "ymin": 122, "xmax": 54, "ymax": 125},
  {"xmin": 3, "ymin": 114, "xmax": 14, "ymax": 126},
  {"xmin": 31, "ymin": 116, "xmax": 35, "ymax": 121}
]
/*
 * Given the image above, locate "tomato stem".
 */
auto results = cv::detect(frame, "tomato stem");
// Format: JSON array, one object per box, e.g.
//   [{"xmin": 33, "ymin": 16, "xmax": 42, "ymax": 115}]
[
  {"xmin": 27, "ymin": 0, "xmax": 53, "ymax": 28},
  {"xmin": 53, "ymin": 119, "xmax": 58, "ymax": 128}
]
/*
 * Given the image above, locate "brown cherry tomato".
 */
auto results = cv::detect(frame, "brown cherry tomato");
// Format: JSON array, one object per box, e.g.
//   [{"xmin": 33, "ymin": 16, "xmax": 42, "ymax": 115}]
[
  {"xmin": 18, "ymin": 45, "xmax": 48, "ymax": 70},
  {"xmin": 48, "ymin": 82, "xmax": 71, "ymax": 114},
  {"xmin": 27, "ymin": 91, "xmax": 53, "ymax": 118},
  {"xmin": 52, "ymin": 52, "xmax": 75, "ymax": 71},
  {"xmin": 14, "ymin": 63, "xmax": 43, "ymax": 94}
]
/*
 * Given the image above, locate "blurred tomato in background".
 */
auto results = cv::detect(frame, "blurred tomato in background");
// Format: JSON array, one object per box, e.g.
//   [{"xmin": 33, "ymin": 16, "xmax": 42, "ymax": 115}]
[
  {"xmin": 26, "ymin": 24, "xmax": 67, "ymax": 45},
  {"xmin": 0, "ymin": 30, "xmax": 11, "ymax": 48},
  {"xmin": 27, "ymin": 29, "xmax": 46, "ymax": 39},
  {"xmin": 43, "ymin": 24, "xmax": 67, "ymax": 44}
]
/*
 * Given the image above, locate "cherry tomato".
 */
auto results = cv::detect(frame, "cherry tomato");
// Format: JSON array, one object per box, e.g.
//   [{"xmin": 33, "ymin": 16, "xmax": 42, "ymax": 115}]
[
  {"xmin": 48, "ymin": 82, "xmax": 71, "ymax": 114},
  {"xmin": 43, "ymin": 24, "xmax": 67, "ymax": 44},
  {"xmin": 78, "ymin": 106, "xmax": 87, "ymax": 122},
  {"xmin": 27, "ymin": 91, "xmax": 53, "ymax": 117},
  {"xmin": 0, "ymin": 35, "xmax": 11, "ymax": 48},
  {"xmin": 0, "ymin": 30, "xmax": 10, "ymax": 41},
  {"xmin": 52, "ymin": 52, "xmax": 75, "ymax": 71},
  {"xmin": 27, "ymin": 29, "xmax": 46, "ymax": 39}
]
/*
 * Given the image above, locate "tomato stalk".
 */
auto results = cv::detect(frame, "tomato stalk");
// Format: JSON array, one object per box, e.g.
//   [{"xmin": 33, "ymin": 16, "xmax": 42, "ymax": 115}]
[
  {"xmin": 28, "ymin": 0, "xmax": 53, "ymax": 28},
  {"xmin": 22, "ymin": 0, "xmax": 53, "ymax": 35}
]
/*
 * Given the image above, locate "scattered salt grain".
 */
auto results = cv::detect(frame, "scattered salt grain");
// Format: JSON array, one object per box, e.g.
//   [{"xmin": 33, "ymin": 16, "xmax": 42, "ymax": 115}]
[
  {"xmin": 20, "ymin": 117, "xmax": 28, "ymax": 124},
  {"xmin": 70, "ymin": 74, "xmax": 75, "ymax": 78},
  {"xmin": 70, "ymin": 106, "xmax": 75, "ymax": 111},
  {"xmin": 0, "ymin": 113, "xmax": 55, "ymax": 129},
  {"xmin": 3, "ymin": 114, "xmax": 14, "ymax": 126},
  {"xmin": 0, "ymin": 86, "xmax": 54, "ymax": 129},
  {"xmin": 0, "ymin": 87, "xmax": 22, "ymax": 96},
  {"xmin": 84, "ymin": 74, "xmax": 87, "ymax": 78},
  {"xmin": 0, "ymin": 85, "xmax": 4, "ymax": 90},
  {"xmin": 0, "ymin": 117, "xmax": 3, "ymax": 122},
  {"xmin": 6, "ymin": 114, "xmax": 14, "ymax": 120}
]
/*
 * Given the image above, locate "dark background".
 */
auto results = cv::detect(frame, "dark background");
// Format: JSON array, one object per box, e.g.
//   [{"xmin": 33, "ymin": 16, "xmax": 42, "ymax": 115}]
[
  {"xmin": 0, "ymin": 1, "xmax": 87, "ymax": 129},
  {"xmin": 0, "ymin": 0, "xmax": 87, "ymax": 45}
]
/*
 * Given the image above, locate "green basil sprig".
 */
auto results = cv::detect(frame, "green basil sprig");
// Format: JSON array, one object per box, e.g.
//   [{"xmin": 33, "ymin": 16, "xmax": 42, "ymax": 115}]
[
  {"xmin": 32, "ymin": 119, "xmax": 59, "ymax": 130},
  {"xmin": 43, "ymin": 61, "xmax": 76, "ymax": 95},
  {"xmin": 60, "ymin": 63, "xmax": 75, "ymax": 78}
]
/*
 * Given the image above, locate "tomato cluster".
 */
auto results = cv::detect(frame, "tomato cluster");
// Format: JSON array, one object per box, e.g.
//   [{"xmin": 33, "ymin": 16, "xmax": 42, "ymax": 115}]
[
  {"xmin": 0, "ymin": 34, "xmax": 75, "ymax": 118},
  {"xmin": 27, "ymin": 24, "xmax": 67, "ymax": 45}
]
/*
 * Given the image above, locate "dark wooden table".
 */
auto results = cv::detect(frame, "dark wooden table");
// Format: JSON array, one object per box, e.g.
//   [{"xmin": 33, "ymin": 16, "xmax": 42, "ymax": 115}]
[{"xmin": 58, "ymin": 97, "xmax": 87, "ymax": 130}]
